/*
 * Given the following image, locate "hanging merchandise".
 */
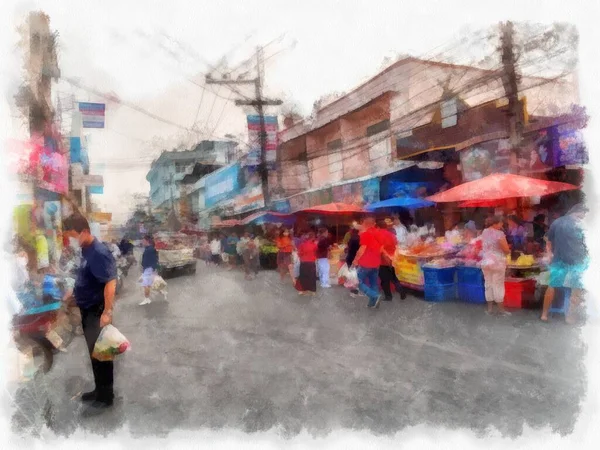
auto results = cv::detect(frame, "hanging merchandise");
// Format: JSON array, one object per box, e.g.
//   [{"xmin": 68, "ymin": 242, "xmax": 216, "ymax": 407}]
[{"xmin": 35, "ymin": 231, "xmax": 49, "ymax": 271}]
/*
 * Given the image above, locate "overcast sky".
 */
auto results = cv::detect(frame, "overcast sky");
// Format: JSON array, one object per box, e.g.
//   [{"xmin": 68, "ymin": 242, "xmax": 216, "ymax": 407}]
[{"xmin": 2, "ymin": 0, "xmax": 599, "ymax": 224}]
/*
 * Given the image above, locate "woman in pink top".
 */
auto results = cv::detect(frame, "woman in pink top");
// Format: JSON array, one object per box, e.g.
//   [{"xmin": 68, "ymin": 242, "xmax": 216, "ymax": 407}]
[{"xmin": 480, "ymin": 216, "xmax": 511, "ymax": 316}]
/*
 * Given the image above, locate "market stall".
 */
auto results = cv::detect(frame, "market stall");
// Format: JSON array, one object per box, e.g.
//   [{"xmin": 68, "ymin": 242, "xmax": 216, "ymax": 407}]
[
  {"xmin": 424, "ymin": 173, "xmax": 578, "ymax": 307},
  {"xmin": 295, "ymin": 203, "xmax": 366, "ymax": 278}
]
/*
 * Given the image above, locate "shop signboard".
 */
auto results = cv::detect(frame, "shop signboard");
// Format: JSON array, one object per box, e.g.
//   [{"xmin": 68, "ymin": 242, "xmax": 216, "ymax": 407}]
[
  {"xmin": 203, "ymin": 163, "xmax": 241, "ymax": 207},
  {"xmin": 245, "ymin": 115, "xmax": 279, "ymax": 169},
  {"xmin": 70, "ymin": 137, "xmax": 82, "ymax": 163},
  {"xmin": 234, "ymin": 185, "xmax": 265, "ymax": 214},
  {"xmin": 361, "ymin": 179, "xmax": 380, "ymax": 204},
  {"xmin": 79, "ymin": 102, "xmax": 106, "ymax": 128},
  {"xmin": 384, "ymin": 181, "xmax": 434, "ymax": 199},
  {"xmin": 37, "ymin": 138, "xmax": 69, "ymax": 195},
  {"xmin": 90, "ymin": 212, "xmax": 112, "ymax": 223},
  {"xmin": 271, "ymin": 199, "xmax": 291, "ymax": 213},
  {"xmin": 88, "ymin": 186, "xmax": 104, "ymax": 194},
  {"xmin": 72, "ymin": 174, "xmax": 103, "ymax": 190},
  {"xmin": 554, "ymin": 123, "xmax": 588, "ymax": 166},
  {"xmin": 460, "ymin": 139, "xmax": 511, "ymax": 182},
  {"xmin": 16, "ymin": 181, "xmax": 34, "ymax": 205}
]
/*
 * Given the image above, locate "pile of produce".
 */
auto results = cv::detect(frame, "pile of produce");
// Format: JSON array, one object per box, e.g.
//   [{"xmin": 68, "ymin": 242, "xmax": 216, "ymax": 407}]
[
  {"xmin": 507, "ymin": 253, "xmax": 536, "ymax": 267},
  {"xmin": 259, "ymin": 242, "xmax": 278, "ymax": 255},
  {"xmin": 400, "ymin": 242, "xmax": 452, "ymax": 258}
]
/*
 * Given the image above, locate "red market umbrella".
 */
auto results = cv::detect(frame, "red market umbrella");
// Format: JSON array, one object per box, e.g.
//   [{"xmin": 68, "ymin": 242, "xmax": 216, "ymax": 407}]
[
  {"xmin": 426, "ymin": 173, "xmax": 578, "ymax": 204},
  {"xmin": 297, "ymin": 203, "xmax": 365, "ymax": 214},
  {"xmin": 458, "ymin": 199, "xmax": 514, "ymax": 208}
]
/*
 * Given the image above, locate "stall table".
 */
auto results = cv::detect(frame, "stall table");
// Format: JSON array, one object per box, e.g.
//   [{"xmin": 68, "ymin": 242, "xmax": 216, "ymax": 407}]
[{"xmin": 394, "ymin": 250, "xmax": 458, "ymax": 291}]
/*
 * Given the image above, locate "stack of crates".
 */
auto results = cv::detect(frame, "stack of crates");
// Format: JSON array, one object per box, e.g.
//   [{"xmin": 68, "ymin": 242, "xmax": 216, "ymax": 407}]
[
  {"xmin": 456, "ymin": 266, "xmax": 486, "ymax": 304},
  {"xmin": 504, "ymin": 278, "xmax": 537, "ymax": 309},
  {"xmin": 422, "ymin": 266, "xmax": 456, "ymax": 302}
]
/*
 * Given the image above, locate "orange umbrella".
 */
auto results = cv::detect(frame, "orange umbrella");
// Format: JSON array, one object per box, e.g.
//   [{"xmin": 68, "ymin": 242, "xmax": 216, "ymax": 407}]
[
  {"xmin": 426, "ymin": 173, "xmax": 578, "ymax": 203},
  {"xmin": 297, "ymin": 203, "xmax": 365, "ymax": 214}
]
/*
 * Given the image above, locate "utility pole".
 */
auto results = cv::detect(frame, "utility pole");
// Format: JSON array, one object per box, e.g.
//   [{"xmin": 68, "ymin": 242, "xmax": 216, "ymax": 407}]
[
  {"xmin": 206, "ymin": 46, "xmax": 282, "ymax": 205},
  {"xmin": 500, "ymin": 21, "xmax": 524, "ymax": 172}
]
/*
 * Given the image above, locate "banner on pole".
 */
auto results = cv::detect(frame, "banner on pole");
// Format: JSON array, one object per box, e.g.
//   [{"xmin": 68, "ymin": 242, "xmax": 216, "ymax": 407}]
[
  {"xmin": 245, "ymin": 115, "xmax": 278, "ymax": 169},
  {"xmin": 79, "ymin": 102, "xmax": 106, "ymax": 128}
]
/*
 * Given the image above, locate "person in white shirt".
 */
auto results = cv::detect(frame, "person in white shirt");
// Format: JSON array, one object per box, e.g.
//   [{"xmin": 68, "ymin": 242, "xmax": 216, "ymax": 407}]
[
  {"xmin": 393, "ymin": 216, "xmax": 408, "ymax": 247},
  {"xmin": 210, "ymin": 236, "xmax": 222, "ymax": 265}
]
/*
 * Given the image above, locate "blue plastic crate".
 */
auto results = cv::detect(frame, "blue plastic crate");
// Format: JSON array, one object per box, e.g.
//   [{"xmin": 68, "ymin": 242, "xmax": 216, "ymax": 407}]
[
  {"xmin": 457, "ymin": 283, "xmax": 486, "ymax": 304},
  {"xmin": 456, "ymin": 266, "xmax": 484, "ymax": 285},
  {"xmin": 422, "ymin": 266, "xmax": 457, "ymax": 285},
  {"xmin": 424, "ymin": 283, "xmax": 456, "ymax": 302}
]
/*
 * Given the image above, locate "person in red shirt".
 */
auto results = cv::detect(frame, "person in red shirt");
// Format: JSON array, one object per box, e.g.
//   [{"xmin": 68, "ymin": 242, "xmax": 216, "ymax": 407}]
[
  {"xmin": 379, "ymin": 219, "xmax": 407, "ymax": 301},
  {"xmin": 296, "ymin": 232, "xmax": 318, "ymax": 295},
  {"xmin": 351, "ymin": 216, "xmax": 385, "ymax": 309}
]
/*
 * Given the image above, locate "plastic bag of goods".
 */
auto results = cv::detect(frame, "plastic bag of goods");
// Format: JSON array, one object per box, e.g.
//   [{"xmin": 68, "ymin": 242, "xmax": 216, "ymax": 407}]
[
  {"xmin": 344, "ymin": 268, "xmax": 359, "ymax": 289},
  {"xmin": 92, "ymin": 324, "xmax": 131, "ymax": 361},
  {"xmin": 152, "ymin": 275, "xmax": 167, "ymax": 291}
]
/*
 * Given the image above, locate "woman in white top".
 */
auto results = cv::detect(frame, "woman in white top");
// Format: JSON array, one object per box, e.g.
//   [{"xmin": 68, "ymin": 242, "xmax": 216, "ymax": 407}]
[{"xmin": 480, "ymin": 216, "xmax": 511, "ymax": 316}]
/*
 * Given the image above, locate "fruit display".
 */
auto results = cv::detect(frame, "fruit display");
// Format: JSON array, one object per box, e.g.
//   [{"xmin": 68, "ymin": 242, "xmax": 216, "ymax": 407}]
[
  {"xmin": 398, "ymin": 241, "xmax": 455, "ymax": 258},
  {"xmin": 259, "ymin": 243, "xmax": 278, "ymax": 255},
  {"xmin": 507, "ymin": 253, "xmax": 536, "ymax": 267}
]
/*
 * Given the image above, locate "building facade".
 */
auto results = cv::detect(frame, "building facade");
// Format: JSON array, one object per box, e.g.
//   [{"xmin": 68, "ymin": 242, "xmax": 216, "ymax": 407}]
[
  {"xmin": 275, "ymin": 57, "xmax": 579, "ymax": 200},
  {"xmin": 146, "ymin": 140, "xmax": 237, "ymax": 211}
]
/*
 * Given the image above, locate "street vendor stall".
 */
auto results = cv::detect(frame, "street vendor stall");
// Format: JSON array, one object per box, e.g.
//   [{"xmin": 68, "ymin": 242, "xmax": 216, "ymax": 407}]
[
  {"xmin": 295, "ymin": 203, "xmax": 366, "ymax": 278},
  {"xmin": 425, "ymin": 173, "xmax": 578, "ymax": 308}
]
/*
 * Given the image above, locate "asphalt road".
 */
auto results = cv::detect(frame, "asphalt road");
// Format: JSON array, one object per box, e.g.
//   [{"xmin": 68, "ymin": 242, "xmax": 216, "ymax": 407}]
[{"xmin": 17, "ymin": 263, "xmax": 586, "ymax": 439}]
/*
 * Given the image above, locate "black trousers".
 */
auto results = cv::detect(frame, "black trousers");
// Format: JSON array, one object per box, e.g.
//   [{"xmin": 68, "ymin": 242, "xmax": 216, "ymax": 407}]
[
  {"xmin": 80, "ymin": 303, "xmax": 114, "ymax": 400},
  {"xmin": 379, "ymin": 265, "xmax": 405, "ymax": 299}
]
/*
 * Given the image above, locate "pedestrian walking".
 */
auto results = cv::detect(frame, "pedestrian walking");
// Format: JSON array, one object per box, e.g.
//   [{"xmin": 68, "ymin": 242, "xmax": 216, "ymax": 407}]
[
  {"xmin": 351, "ymin": 216, "xmax": 384, "ymax": 309},
  {"xmin": 210, "ymin": 235, "xmax": 222, "ymax": 265},
  {"xmin": 276, "ymin": 228, "xmax": 294, "ymax": 281},
  {"xmin": 62, "ymin": 214, "xmax": 116, "ymax": 411},
  {"xmin": 297, "ymin": 232, "xmax": 318, "ymax": 295},
  {"xmin": 238, "ymin": 232, "xmax": 259, "ymax": 279},
  {"xmin": 139, "ymin": 235, "xmax": 158, "ymax": 306},
  {"xmin": 224, "ymin": 233, "xmax": 240, "ymax": 270},
  {"xmin": 379, "ymin": 219, "xmax": 407, "ymax": 301},
  {"xmin": 344, "ymin": 223, "xmax": 363, "ymax": 298},
  {"xmin": 316, "ymin": 227, "xmax": 332, "ymax": 288},
  {"xmin": 480, "ymin": 216, "xmax": 511, "ymax": 316},
  {"xmin": 541, "ymin": 204, "xmax": 588, "ymax": 324}
]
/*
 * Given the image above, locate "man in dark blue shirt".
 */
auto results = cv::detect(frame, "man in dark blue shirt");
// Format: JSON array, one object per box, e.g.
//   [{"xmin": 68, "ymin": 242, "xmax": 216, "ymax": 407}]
[
  {"xmin": 63, "ymin": 214, "xmax": 117, "ymax": 410},
  {"xmin": 541, "ymin": 204, "xmax": 588, "ymax": 324}
]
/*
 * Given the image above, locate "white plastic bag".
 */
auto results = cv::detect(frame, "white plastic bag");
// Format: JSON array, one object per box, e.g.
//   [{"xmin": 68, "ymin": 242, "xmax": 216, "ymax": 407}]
[
  {"xmin": 152, "ymin": 275, "xmax": 167, "ymax": 291},
  {"xmin": 344, "ymin": 267, "xmax": 359, "ymax": 289},
  {"xmin": 338, "ymin": 263, "xmax": 350, "ymax": 280},
  {"xmin": 92, "ymin": 324, "xmax": 131, "ymax": 361}
]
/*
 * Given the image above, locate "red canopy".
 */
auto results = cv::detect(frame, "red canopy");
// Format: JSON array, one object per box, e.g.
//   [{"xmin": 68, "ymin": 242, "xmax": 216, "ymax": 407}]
[
  {"xmin": 426, "ymin": 173, "xmax": 578, "ymax": 203},
  {"xmin": 296, "ymin": 203, "xmax": 365, "ymax": 214},
  {"xmin": 458, "ymin": 199, "xmax": 514, "ymax": 208}
]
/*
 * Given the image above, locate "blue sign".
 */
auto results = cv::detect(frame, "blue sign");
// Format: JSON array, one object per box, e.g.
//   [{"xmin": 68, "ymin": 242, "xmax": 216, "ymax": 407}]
[
  {"xmin": 88, "ymin": 186, "xmax": 103, "ymax": 194},
  {"xmin": 361, "ymin": 179, "xmax": 380, "ymax": 204},
  {"xmin": 70, "ymin": 137, "xmax": 82, "ymax": 163},
  {"xmin": 204, "ymin": 163, "xmax": 241, "ymax": 207},
  {"xmin": 271, "ymin": 199, "xmax": 291, "ymax": 213}
]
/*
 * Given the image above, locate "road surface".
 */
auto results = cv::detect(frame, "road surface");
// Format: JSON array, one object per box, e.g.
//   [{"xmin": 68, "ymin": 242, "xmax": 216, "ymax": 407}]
[{"xmin": 18, "ymin": 264, "xmax": 586, "ymax": 438}]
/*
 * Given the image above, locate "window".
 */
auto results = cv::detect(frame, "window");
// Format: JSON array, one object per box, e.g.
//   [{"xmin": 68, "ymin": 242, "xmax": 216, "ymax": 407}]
[
  {"xmin": 366, "ymin": 120, "xmax": 390, "ymax": 137},
  {"xmin": 327, "ymin": 139, "xmax": 343, "ymax": 151},
  {"xmin": 175, "ymin": 162, "xmax": 187, "ymax": 173}
]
